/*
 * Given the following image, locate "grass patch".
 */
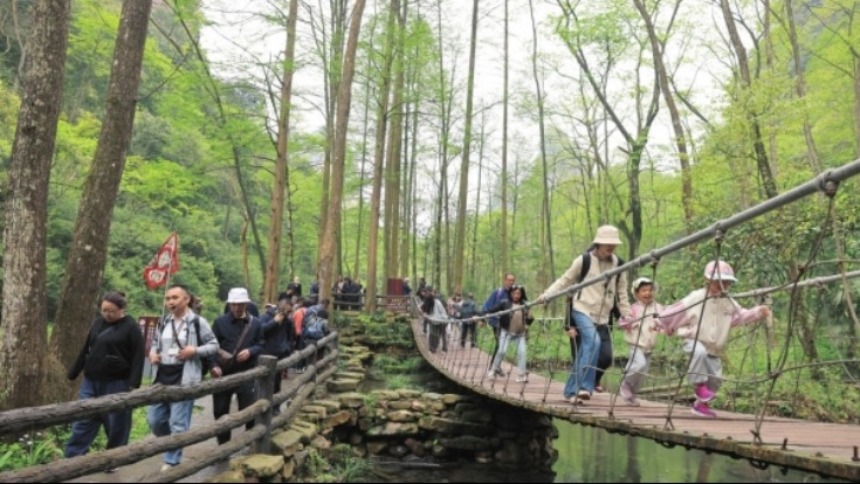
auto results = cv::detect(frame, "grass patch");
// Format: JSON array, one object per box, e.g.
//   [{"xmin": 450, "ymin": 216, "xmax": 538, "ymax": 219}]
[{"xmin": 0, "ymin": 405, "xmax": 152, "ymax": 472}]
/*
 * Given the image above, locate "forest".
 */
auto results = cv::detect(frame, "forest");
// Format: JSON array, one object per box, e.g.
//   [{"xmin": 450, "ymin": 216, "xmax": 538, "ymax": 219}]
[{"xmin": 0, "ymin": 0, "xmax": 859, "ymax": 415}]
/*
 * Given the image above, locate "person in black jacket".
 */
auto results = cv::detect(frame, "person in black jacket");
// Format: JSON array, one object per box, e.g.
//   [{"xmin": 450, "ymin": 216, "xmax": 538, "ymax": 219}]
[
  {"xmin": 211, "ymin": 287, "xmax": 264, "ymax": 445},
  {"xmin": 260, "ymin": 293, "xmax": 294, "ymax": 414},
  {"xmin": 65, "ymin": 292, "xmax": 144, "ymax": 458}
]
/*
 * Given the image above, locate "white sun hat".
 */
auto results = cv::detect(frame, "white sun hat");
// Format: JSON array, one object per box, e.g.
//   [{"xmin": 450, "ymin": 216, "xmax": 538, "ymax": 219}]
[
  {"xmin": 226, "ymin": 287, "xmax": 252, "ymax": 304},
  {"xmin": 593, "ymin": 225, "xmax": 623, "ymax": 245}
]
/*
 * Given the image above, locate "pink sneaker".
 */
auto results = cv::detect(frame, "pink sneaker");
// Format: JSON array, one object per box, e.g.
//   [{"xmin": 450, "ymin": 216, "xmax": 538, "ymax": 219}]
[
  {"xmin": 691, "ymin": 401, "xmax": 717, "ymax": 418},
  {"xmin": 694, "ymin": 384, "xmax": 716, "ymax": 402}
]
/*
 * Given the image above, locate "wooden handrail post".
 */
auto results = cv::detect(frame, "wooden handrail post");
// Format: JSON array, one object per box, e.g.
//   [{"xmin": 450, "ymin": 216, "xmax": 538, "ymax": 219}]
[{"xmin": 254, "ymin": 355, "xmax": 278, "ymax": 454}]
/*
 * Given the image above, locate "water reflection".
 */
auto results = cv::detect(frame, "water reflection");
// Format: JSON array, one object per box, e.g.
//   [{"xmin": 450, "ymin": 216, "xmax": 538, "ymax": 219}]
[{"xmin": 552, "ymin": 419, "xmax": 847, "ymax": 483}]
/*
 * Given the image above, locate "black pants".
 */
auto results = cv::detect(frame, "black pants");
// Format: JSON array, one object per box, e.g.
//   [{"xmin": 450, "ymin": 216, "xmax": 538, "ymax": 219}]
[
  {"xmin": 213, "ymin": 380, "xmax": 257, "ymax": 444},
  {"xmin": 429, "ymin": 322, "xmax": 447, "ymax": 352},
  {"xmin": 460, "ymin": 322, "xmax": 476, "ymax": 347},
  {"xmin": 293, "ymin": 336, "xmax": 306, "ymax": 369},
  {"xmin": 573, "ymin": 324, "xmax": 613, "ymax": 386},
  {"xmin": 489, "ymin": 325, "xmax": 501, "ymax": 367},
  {"xmin": 265, "ymin": 351, "xmax": 288, "ymax": 413}
]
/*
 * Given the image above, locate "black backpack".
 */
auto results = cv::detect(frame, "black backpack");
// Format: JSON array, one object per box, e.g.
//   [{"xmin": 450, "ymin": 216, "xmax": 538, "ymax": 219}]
[
  {"xmin": 576, "ymin": 251, "xmax": 625, "ymax": 324},
  {"xmin": 459, "ymin": 300, "xmax": 477, "ymax": 319}
]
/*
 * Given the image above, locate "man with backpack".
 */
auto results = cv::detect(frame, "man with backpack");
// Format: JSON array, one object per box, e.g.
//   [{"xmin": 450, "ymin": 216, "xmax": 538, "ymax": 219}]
[
  {"xmin": 483, "ymin": 273, "xmax": 516, "ymax": 374},
  {"xmin": 536, "ymin": 226, "xmax": 632, "ymax": 404},
  {"xmin": 458, "ymin": 292, "xmax": 478, "ymax": 348}
]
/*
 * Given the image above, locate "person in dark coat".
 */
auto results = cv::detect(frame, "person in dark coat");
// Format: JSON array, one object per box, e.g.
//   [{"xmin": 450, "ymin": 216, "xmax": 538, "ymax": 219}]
[
  {"xmin": 211, "ymin": 287, "xmax": 264, "ymax": 444},
  {"xmin": 65, "ymin": 292, "xmax": 145, "ymax": 458},
  {"xmin": 260, "ymin": 293, "xmax": 294, "ymax": 414}
]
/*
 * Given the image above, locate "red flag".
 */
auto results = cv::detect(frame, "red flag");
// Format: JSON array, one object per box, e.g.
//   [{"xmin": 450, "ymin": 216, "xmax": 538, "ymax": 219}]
[{"xmin": 143, "ymin": 232, "xmax": 179, "ymax": 289}]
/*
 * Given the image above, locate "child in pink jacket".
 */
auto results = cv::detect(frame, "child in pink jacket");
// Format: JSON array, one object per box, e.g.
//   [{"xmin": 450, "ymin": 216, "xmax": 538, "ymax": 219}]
[
  {"xmin": 617, "ymin": 277, "xmax": 664, "ymax": 407},
  {"xmin": 658, "ymin": 260, "xmax": 770, "ymax": 418}
]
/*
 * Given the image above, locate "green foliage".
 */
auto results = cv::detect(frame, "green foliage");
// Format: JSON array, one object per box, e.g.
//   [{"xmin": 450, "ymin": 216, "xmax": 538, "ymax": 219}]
[
  {"xmin": 0, "ymin": 407, "xmax": 153, "ymax": 472},
  {"xmin": 0, "ymin": 434, "xmax": 64, "ymax": 472}
]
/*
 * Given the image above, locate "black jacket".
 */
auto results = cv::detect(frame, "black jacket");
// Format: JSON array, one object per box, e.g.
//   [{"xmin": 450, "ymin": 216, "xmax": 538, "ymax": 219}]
[
  {"xmin": 67, "ymin": 315, "xmax": 145, "ymax": 388},
  {"xmin": 260, "ymin": 308, "xmax": 294, "ymax": 357},
  {"xmin": 212, "ymin": 312, "xmax": 264, "ymax": 374}
]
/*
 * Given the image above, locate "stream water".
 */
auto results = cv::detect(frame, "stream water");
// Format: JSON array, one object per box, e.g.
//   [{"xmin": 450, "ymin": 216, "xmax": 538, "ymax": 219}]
[
  {"xmin": 370, "ymin": 418, "xmax": 847, "ymax": 483},
  {"xmin": 361, "ymin": 358, "xmax": 847, "ymax": 483}
]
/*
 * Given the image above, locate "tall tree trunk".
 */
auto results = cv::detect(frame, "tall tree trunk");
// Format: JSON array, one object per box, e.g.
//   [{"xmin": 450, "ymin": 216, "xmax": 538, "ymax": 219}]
[
  {"xmin": 365, "ymin": 0, "xmax": 397, "ymax": 311},
  {"xmin": 0, "ymin": 0, "xmax": 70, "ymax": 410},
  {"xmin": 500, "ymin": 0, "xmax": 509, "ymax": 278},
  {"xmin": 469, "ymin": 115, "xmax": 485, "ymax": 284},
  {"xmin": 633, "ymin": 0, "xmax": 694, "ymax": 233},
  {"xmin": 854, "ymin": 53, "xmax": 860, "ymax": 158},
  {"xmin": 718, "ymin": 0, "xmax": 778, "ymax": 199},
  {"xmin": 263, "ymin": 0, "xmax": 299, "ymax": 304},
  {"xmin": 529, "ymin": 0, "xmax": 555, "ymax": 281},
  {"xmin": 354, "ymin": 79, "xmax": 372, "ymax": 279},
  {"xmin": 784, "ymin": 0, "xmax": 822, "ymax": 174},
  {"xmin": 319, "ymin": 0, "xmax": 367, "ymax": 303},
  {"xmin": 317, "ymin": 0, "xmax": 346, "ymax": 267},
  {"xmin": 409, "ymin": 95, "xmax": 419, "ymax": 281},
  {"xmin": 400, "ymin": 85, "xmax": 416, "ymax": 279},
  {"xmin": 384, "ymin": 0, "xmax": 405, "ymax": 282},
  {"xmin": 433, "ymin": 0, "xmax": 453, "ymax": 291},
  {"xmin": 453, "ymin": 0, "xmax": 479, "ymax": 293},
  {"xmin": 52, "ymin": 0, "xmax": 154, "ymax": 385}
]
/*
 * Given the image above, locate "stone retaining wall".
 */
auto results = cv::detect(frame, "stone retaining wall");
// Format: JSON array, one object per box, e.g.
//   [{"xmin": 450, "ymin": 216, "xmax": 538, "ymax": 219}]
[{"xmin": 212, "ymin": 343, "xmax": 558, "ymax": 482}]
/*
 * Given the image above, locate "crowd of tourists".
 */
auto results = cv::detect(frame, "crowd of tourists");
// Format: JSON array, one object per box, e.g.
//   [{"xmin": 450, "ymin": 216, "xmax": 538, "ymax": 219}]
[
  {"xmin": 417, "ymin": 225, "xmax": 770, "ymax": 420},
  {"xmin": 63, "ymin": 279, "xmax": 332, "ymax": 471}
]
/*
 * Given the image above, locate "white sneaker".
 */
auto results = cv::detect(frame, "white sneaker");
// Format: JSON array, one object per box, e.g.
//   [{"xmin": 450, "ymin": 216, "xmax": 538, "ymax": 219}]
[
  {"xmin": 160, "ymin": 464, "xmax": 176, "ymax": 472},
  {"xmin": 487, "ymin": 369, "xmax": 496, "ymax": 379},
  {"xmin": 515, "ymin": 375, "xmax": 528, "ymax": 383}
]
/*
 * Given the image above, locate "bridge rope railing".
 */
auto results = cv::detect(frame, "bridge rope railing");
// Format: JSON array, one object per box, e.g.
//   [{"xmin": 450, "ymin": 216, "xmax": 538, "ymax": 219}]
[
  {"xmin": 0, "ymin": 333, "xmax": 340, "ymax": 483},
  {"xmin": 413, "ymin": 159, "xmax": 860, "ymax": 462}
]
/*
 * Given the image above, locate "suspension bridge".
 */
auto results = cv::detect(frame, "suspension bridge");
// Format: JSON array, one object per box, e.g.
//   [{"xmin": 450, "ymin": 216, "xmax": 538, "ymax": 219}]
[{"xmin": 414, "ymin": 160, "xmax": 860, "ymax": 481}]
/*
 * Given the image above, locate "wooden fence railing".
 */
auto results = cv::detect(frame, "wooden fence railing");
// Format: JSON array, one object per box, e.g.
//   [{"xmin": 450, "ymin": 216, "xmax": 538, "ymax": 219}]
[{"xmin": 0, "ymin": 332, "xmax": 339, "ymax": 483}]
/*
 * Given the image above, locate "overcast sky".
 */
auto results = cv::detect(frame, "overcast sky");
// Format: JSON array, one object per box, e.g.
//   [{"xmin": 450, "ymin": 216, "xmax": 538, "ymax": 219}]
[{"xmin": 199, "ymin": 0, "xmax": 731, "ymax": 222}]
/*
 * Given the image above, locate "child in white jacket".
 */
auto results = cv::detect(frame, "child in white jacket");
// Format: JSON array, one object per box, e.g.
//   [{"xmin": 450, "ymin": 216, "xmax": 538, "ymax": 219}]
[
  {"xmin": 658, "ymin": 260, "xmax": 770, "ymax": 418},
  {"xmin": 617, "ymin": 277, "xmax": 664, "ymax": 407}
]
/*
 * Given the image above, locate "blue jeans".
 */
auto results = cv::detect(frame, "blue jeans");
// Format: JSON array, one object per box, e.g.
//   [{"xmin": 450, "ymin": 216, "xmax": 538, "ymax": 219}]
[
  {"xmin": 65, "ymin": 377, "xmax": 132, "ymax": 457},
  {"xmin": 563, "ymin": 311, "xmax": 600, "ymax": 398},
  {"xmin": 147, "ymin": 399, "xmax": 194, "ymax": 465},
  {"xmin": 490, "ymin": 329, "xmax": 527, "ymax": 375}
]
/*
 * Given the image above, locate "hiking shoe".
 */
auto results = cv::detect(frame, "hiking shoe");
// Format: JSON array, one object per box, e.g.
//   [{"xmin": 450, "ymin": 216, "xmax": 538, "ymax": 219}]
[
  {"xmin": 619, "ymin": 382, "xmax": 640, "ymax": 407},
  {"xmin": 515, "ymin": 374, "xmax": 529, "ymax": 383},
  {"xmin": 576, "ymin": 390, "xmax": 591, "ymax": 401},
  {"xmin": 494, "ymin": 368, "xmax": 506, "ymax": 377},
  {"xmin": 694, "ymin": 384, "xmax": 716, "ymax": 402},
  {"xmin": 691, "ymin": 401, "xmax": 717, "ymax": 418}
]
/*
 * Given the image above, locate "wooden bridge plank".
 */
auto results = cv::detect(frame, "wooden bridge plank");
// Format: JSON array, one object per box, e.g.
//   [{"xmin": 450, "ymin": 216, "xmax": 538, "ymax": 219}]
[{"xmin": 412, "ymin": 319, "xmax": 860, "ymax": 480}]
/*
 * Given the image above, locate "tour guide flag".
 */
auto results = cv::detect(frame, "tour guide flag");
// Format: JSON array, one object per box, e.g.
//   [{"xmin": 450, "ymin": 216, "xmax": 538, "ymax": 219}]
[{"xmin": 143, "ymin": 232, "xmax": 179, "ymax": 289}]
